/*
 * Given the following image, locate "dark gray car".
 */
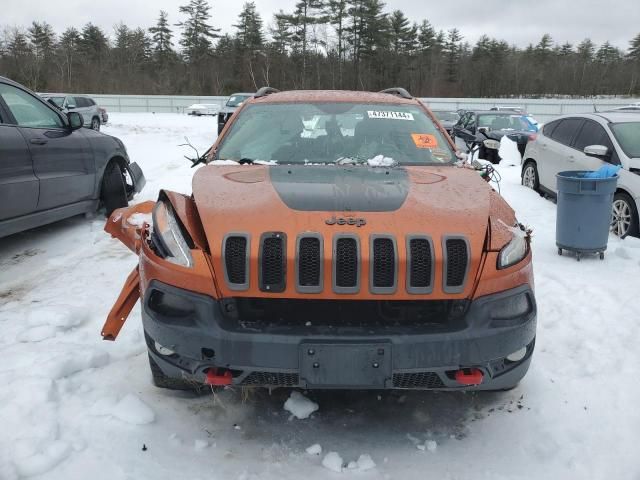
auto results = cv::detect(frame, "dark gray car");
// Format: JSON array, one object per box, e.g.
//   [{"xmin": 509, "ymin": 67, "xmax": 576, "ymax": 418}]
[{"xmin": 0, "ymin": 76, "xmax": 145, "ymax": 238}]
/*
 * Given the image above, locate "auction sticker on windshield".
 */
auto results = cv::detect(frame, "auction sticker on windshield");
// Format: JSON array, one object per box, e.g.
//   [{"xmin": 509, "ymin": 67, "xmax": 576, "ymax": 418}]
[
  {"xmin": 411, "ymin": 133, "xmax": 438, "ymax": 149},
  {"xmin": 367, "ymin": 111, "xmax": 414, "ymax": 121}
]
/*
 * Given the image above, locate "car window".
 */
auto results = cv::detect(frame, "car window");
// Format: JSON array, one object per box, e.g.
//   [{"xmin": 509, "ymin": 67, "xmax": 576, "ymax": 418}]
[
  {"xmin": 542, "ymin": 120, "xmax": 559, "ymax": 137},
  {"xmin": 47, "ymin": 96, "xmax": 65, "ymax": 108},
  {"xmin": 573, "ymin": 120, "xmax": 612, "ymax": 151},
  {"xmin": 86, "ymin": 98, "xmax": 96, "ymax": 106},
  {"xmin": 66, "ymin": 96, "xmax": 77, "ymax": 108},
  {"xmin": 217, "ymin": 102, "xmax": 456, "ymax": 165},
  {"xmin": 0, "ymin": 83, "xmax": 64, "ymax": 128},
  {"xmin": 610, "ymin": 122, "xmax": 640, "ymax": 158},
  {"xmin": 74, "ymin": 97, "xmax": 87, "ymax": 108},
  {"xmin": 549, "ymin": 118, "xmax": 583, "ymax": 146},
  {"xmin": 477, "ymin": 114, "xmax": 537, "ymax": 132}
]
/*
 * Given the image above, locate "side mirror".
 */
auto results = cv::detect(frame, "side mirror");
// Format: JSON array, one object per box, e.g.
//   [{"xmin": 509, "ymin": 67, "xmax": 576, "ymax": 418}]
[
  {"xmin": 584, "ymin": 144, "xmax": 609, "ymax": 158},
  {"xmin": 68, "ymin": 112, "xmax": 84, "ymax": 130}
]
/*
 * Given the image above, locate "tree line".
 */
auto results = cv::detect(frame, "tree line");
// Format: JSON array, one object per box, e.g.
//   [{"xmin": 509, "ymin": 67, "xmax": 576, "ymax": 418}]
[{"xmin": 1, "ymin": 0, "xmax": 639, "ymax": 98}]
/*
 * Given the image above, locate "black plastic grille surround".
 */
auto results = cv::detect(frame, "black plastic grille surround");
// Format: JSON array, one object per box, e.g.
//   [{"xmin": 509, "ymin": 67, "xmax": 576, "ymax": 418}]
[
  {"xmin": 393, "ymin": 372, "xmax": 445, "ymax": 389},
  {"xmin": 372, "ymin": 238, "xmax": 395, "ymax": 288},
  {"xmin": 335, "ymin": 237, "xmax": 358, "ymax": 288},
  {"xmin": 409, "ymin": 238, "xmax": 432, "ymax": 289},
  {"xmin": 224, "ymin": 236, "xmax": 247, "ymax": 285},
  {"xmin": 240, "ymin": 371, "xmax": 299, "ymax": 386},
  {"xmin": 260, "ymin": 234, "xmax": 286, "ymax": 292},
  {"xmin": 445, "ymin": 238, "xmax": 468, "ymax": 288},
  {"xmin": 298, "ymin": 237, "xmax": 321, "ymax": 287}
]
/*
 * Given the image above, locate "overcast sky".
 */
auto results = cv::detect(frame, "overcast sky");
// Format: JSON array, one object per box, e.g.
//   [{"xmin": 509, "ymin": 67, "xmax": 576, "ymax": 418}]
[{"xmin": 2, "ymin": 0, "xmax": 638, "ymax": 50}]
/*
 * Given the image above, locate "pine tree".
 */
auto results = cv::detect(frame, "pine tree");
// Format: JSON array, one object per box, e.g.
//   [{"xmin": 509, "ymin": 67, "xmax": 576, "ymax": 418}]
[
  {"xmin": 177, "ymin": 0, "xmax": 221, "ymax": 62},
  {"xmin": 149, "ymin": 10, "xmax": 174, "ymax": 63},
  {"xmin": 269, "ymin": 11, "xmax": 293, "ymax": 56},
  {"xmin": 56, "ymin": 27, "xmax": 80, "ymax": 89},
  {"xmin": 627, "ymin": 33, "xmax": 640, "ymax": 62},
  {"xmin": 27, "ymin": 21, "xmax": 56, "ymax": 89},
  {"xmin": 234, "ymin": 2, "xmax": 264, "ymax": 54},
  {"xmin": 444, "ymin": 28, "xmax": 462, "ymax": 83}
]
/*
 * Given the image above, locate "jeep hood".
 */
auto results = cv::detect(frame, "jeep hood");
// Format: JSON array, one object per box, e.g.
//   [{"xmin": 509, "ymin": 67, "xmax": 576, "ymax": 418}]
[{"xmin": 192, "ymin": 164, "xmax": 513, "ymax": 298}]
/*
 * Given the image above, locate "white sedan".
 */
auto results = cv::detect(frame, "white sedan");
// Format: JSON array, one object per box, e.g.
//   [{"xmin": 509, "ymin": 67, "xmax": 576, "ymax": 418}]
[
  {"xmin": 186, "ymin": 103, "xmax": 220, "ymax": 116},
  {"xmin": 521, "ymin": 112, "xmax": 640, "ymax": 237}
]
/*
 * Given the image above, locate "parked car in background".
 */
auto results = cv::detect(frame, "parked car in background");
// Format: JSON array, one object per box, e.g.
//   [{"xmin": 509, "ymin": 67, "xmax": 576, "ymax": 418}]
[
  {"xmin": 187, "ymin": 103, "xmax": 220, "ymax": 116},
  {"xmin": 0, "ymin": 76, "xmax": 145, "ymax": 238},
  {"xmin": 609, "ymin": 103, "xmax": 640, "ymax": 112},
  {"xmin": 40, "ymin": 93, "xmax": 103, "ymax": 131},
  {"xmin": 522, "ymin": 112, "xmax": 640, "ymax": 238},
  {"xmin": 99, "ymin": 106, "xmax": 109, "ymax": 124},
  {"xmin": 452, "ymin": 110, "xmax": 539, "ymax": 163},
  {"xmin": 491, "ymin": 106, "xmax": 525, "ymax": 113},
  {"xmin": 217, "ymin": 92, "xmax": 253, "ymax": 134},
  {"xmin": 431, "ymin": 110, "xmax": 460, "ymax": 135}
]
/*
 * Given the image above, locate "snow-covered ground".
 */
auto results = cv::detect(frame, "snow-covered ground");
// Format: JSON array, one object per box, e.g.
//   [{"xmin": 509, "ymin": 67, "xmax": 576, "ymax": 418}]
[{"xmin": 1, "ymin": 113, "xmax": 640, "ymax": 480}]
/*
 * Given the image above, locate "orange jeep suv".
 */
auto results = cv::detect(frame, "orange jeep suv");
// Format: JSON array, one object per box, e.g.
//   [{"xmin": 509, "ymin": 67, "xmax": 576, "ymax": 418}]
[{"xmin": 103, "ymin": 88, "xmax": 536, "ymax": 391}]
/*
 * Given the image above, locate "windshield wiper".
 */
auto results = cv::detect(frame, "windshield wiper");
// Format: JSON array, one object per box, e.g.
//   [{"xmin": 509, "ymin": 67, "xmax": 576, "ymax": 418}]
[{"xmin": 179, "ymin": 137, "xmax": 210, "ymax": 168}]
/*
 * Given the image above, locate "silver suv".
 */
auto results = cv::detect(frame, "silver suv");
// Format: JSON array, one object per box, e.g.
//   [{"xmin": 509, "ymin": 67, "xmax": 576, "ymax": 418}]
[
  {"xmin": 522, "ymin": 112, "xmax": 640, "ymax": 237},
  {"xmin": 40, "ymin": 93, "xmax": 103, "ymax": 131}
]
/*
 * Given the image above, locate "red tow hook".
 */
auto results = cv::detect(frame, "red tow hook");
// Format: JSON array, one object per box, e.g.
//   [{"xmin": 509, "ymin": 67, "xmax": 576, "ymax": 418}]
[
  {"xmin": 455, "ymin": 368, "xmax": 484, "ymax": 386},
  {"xmin": 205, "ymin": 368, "xmax": 233, "ymax": 386}
]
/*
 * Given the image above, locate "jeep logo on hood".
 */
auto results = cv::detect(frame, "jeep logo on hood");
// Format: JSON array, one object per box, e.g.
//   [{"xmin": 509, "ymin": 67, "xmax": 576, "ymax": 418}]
[{"xmin": 325, "ymin": 215, "xmax": 366, "ymax": 227}]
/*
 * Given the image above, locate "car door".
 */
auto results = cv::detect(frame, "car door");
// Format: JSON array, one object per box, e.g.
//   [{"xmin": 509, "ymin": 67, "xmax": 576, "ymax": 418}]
[
  {"xmin": 73, "ymin": 97, "xmax": 92, "ymax": 127},
  {"xmin": 0, "ymin": 83, "xmax": 95, "ymax": 212},
  {"xmin": 0, "ymin": 99, "xmax": 39, "ymax": 221},
  {"xmin": 570, "ymin": 119, "xmax": 619, "ymax": 172},
  {"xmin": 538, "ymin": 118, "xmax": 584, "ymax": 192}
]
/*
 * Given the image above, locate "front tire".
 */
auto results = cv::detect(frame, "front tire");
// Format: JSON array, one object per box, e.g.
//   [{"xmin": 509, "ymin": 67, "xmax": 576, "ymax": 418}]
[
  {"xmin": 611, "ymin": 192, "xmax": 639, "ymax": 238},
  {"xmin": 91, "ymin": 117, "xmax": 101, "ymax": 131},
  {"xmin": 101, "ymin": 162, "xmax": 128, "ymax": 216},
  {"xmin": 522, "ymin": 161, "xmax": 540, "ymax": 192}
]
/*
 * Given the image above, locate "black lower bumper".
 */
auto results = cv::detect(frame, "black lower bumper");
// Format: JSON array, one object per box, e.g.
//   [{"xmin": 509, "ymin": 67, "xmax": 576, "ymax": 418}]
[{"xmin": 143, "ymin": 282, "xmax": 536, "ymax": 390}]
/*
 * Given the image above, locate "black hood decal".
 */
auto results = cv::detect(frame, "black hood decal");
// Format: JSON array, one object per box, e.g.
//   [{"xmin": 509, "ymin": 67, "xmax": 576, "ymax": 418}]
[{"xmin": 269, "ymin": 165, "xmax": 409, "ymax": 212}]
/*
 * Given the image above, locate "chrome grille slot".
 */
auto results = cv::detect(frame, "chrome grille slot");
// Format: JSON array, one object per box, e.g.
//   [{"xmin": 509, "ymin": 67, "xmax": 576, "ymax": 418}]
[
  {"xmin": 259, "ymin": 232, "xmax": 286, "ymax": 292},
  {"xmin": 443, "ymin": 236, "xmax": 469, "ymax": 293},
  {"xmin": 370, "ymin": 235, "xmax": 397, "ymax": 294},
  {"xmin": 223, "ymin": 234, "xmax": 249, "ymax": 290}
]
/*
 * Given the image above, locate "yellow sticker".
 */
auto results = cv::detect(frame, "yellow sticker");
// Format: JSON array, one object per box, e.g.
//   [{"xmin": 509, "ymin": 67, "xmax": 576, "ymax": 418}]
[{"xmin": 411, "ymin": 133, "xmax": 438, "ymax": 149}]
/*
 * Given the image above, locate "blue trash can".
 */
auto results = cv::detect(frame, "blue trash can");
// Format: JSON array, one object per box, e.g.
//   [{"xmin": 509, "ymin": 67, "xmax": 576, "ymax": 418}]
[{"xmin": 556, "ymin": 171, "xmax": 618, "ymax": 261}]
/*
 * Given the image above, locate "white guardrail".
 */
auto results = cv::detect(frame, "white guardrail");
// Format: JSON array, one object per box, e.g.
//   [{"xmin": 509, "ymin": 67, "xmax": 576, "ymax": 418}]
[{"xmin": 89, "ymin": 94, "xmax": 639, "ymax": 122}]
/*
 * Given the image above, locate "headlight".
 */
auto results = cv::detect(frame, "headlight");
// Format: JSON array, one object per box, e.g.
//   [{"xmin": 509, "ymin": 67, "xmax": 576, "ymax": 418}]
[
  {"xmin": 498, "ymin": 226, "xmax": 529, "ymax": 269},
  {"xmin": 483, "ymin": 139, "xmax": 501, "ymax": 150},
  {"xmin": 152, "ymin": 201, "xmax": 193, "ymax": 268}
]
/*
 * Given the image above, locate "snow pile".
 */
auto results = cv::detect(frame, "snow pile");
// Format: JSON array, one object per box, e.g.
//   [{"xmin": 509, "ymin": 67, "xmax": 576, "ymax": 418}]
[
  {"xmin": 306, "ymin": 444, "xmax": 322, "ymax": 455},
  {"xmin": 127, "ymin": 212, "xmax": 152, "ymax": 227},
  {"xmin": 112, "ymin": 394, "xmax": 155, "ymax": 425},
  {"xmin": 348, "ymin": 454, "xmax": 376, "ymax": 472},
  {"xmin": 417, "ymin": 440, "xmax": 437, "ymax": 453},
  {"xmin": 498, "ymin": 135, "xmax": 522, "ymax": 165},
  {"xmin": 283, "ymin": 391, "xmax": 319, "ymax": 419},
  {"xmin": 367, "ymin": 155, "xmax": 396, "ymax": 167},
  {"xmin": 322, "ymin": 452, "xmax": 343, "ymax": 473}
]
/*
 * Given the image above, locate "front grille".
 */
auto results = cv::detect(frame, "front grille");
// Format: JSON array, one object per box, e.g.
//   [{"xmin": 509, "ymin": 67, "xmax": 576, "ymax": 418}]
[
  {"xmin": 444, "ymin": 237, "xmax": 469, "ymax": 292},
  {"xmin": 408, "ymin": 237, "xmax": 433, "ymax": 292},
  {"xmin": 334, "ymin": 236, "xmax": 359, "ymax": 292},
  {"xmin": 224, "ymin": 235, "xmax": 248, "ymax": 288},
  {"xmin": 240, "ymin": 371, "xmax": 299, "ymax": 386},
  {"xmin": 259, "ymin": 233, "xmax": 286, "ymax": 292},
  {"xmin": 298, "ymin": 236, "xmax": 321, "ymax": 288},
  {"xmin": 393, "ymin": 372, "xmax": 445, "ymax": 389},
  {"xmin": 371, "ymin": 237, "xmax": 396, "ymax": 292}
]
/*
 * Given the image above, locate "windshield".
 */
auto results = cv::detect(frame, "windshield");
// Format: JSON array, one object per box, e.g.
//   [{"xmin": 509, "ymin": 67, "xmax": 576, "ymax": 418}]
[
  {"xmin": 226, "ymin": 95, "xmax": 251, "ymax": 107},
  {"xmin": 611, "ymin": 122, "xmax": 640, "ymax": 158},
  {"xmin": 432, "ymin": 111, "xmax": 459, "ymax": 122},
  {"xmin": 478, "ymin": 114, "xmax": 538, "ymax": 132},
  {"xmin": 216, "ymin": 102, "xmax": 456, "ymax": 165},
  {"xmin": 46, "ymin": 96, "xmax": 65, "ymax": 107}
]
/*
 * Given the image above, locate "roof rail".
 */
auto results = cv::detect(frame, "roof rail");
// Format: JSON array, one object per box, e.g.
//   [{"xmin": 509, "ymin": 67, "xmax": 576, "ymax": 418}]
[
  {"xmin": 254, "ymin": 87, "xmax": 280, "ymax": 98},
  {"xmin": 379, "ymin": 87, "xmax": 413, "ymax": 99}
]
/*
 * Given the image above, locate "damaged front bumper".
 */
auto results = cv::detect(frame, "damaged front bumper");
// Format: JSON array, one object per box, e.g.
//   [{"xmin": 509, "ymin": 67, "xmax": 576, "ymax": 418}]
[{"xmin": 142, "ymin": 281, "xmax": 536, "ymax": 390}]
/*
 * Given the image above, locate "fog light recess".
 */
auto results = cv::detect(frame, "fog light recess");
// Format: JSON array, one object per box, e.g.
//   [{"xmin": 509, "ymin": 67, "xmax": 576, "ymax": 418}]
[
  {"xmin": 154, "ymin": 341, "xmax": 175, "ymax": 356},
  {"xmin": 506, "ymin": 347, "xmax": 527, "ymax": 363}
]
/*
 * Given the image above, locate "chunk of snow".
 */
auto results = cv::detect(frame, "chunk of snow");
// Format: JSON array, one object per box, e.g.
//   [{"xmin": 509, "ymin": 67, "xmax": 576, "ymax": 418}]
[
  {"xmin": 322, "ymin": 452, "xmax": 343, "ymax": 473},
  {"xmin": 127, "ymin": 213, "xmax": 152, "ymax": 227},
  {"xmin": 305, "ymin": 443, "xmax": 322, "ymax": 455},
  {"xmin": 210, "ymin": 160, "xmax": 239, "ymax": 165},
  {"xmin": 283, "ymin": 391, "xmax": 318, "ymax": 419},
  {"xmin": 498, "ymin": 136, "xmax": 522, "ymax": 165},
  {"xmin": 356, "ymin": 454, "xmax": 376, "ymax": 471},
  {"xmin": 425, "ymin": 440, "xmax": 437, "ymax": 452},
  {"xmin": 111, "ymin": 394, "xmax": 155, "ymax": 425},
  {"xmin": 367, "ymin": 155, "xmax": 396, "ymax": 167},
  {"xmin": 194, "ymin": 440, "xmax": 209, "ymax": 451}
]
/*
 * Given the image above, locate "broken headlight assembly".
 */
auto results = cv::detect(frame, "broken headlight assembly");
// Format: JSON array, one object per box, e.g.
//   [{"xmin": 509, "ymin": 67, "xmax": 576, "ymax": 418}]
[
  {"xmin": 498, "ymin": 223, "xmax": 530, "ymax": 269},
  {"xmin": 150, "ymin": 200, "xmax": 194, "ymax": 268}
]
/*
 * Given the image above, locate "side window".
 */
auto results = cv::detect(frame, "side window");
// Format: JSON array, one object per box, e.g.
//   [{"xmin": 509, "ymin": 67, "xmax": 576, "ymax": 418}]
[
  {"xmin": 87, "ymin": 98, "xmax": 96, "ymax": 106},
  {"xmin": 549, "ymin": 118, "xmax": 583, "ymax": 146},
  {"xmin": 0, "ymin": 83, "xmax": 64, "ymax": 129},
  {"xmin": 74, "ymin": 97, "xmax": 87, "ymax": 108},
  {"xmin": 542, "ymin": 120, "xmax": 560, "ymax": 137},
  {"xmin": 66, "ymin": 96, "xmax": 77, "ymax": 108},
  {"xmin": 573, "ymin": 120, "xmax": 611, "ymax": 151}
]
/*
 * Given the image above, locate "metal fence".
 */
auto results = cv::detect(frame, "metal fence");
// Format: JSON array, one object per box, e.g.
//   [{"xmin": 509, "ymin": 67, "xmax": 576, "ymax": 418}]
[{"xmin": 89, "ymin": 93, "xmax": 638, "ymax": 121}]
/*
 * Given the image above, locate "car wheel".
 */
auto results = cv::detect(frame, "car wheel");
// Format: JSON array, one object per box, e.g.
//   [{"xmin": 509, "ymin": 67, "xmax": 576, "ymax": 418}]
[
  {"xmin": 521, "ymin": 161, "xmax": 540, "ymax": 192},
  {"xmin": 611, "ymin": 192, "xmax": 639, "ymax": 238},
  {"xmin": 101, "ymin": 162, "xmax": 128, "ymax": 216},
  {"xmin": 148, "ymin": 354, "xmax": 206, "ymax": 392},
  {"xmin": 91, "ymin": 117, "xmax": 101, "ymax": 131}
]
